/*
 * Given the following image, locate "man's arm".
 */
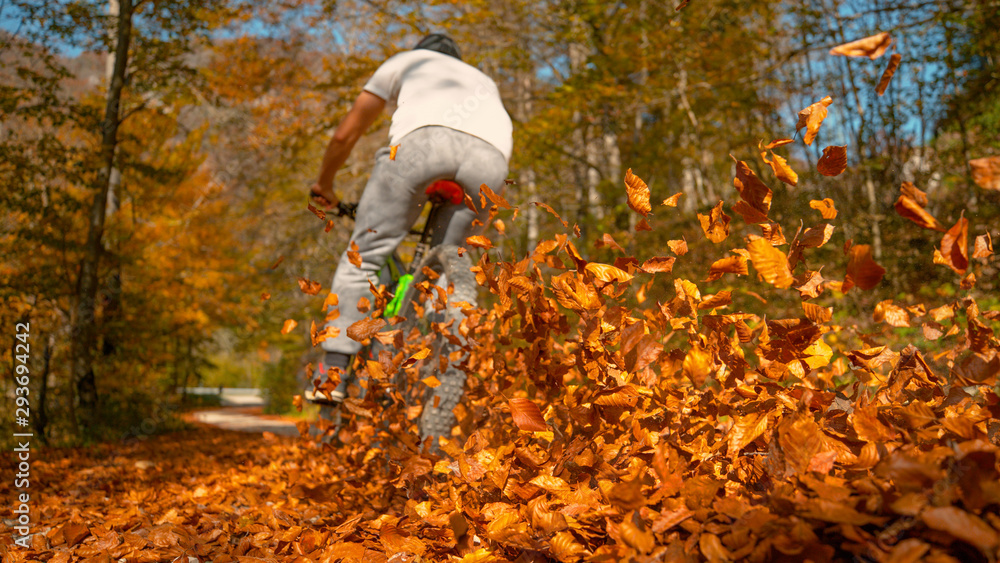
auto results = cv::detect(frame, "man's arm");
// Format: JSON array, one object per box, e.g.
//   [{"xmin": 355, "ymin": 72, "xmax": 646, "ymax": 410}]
[{"xmin": 310, "ymin": 90, "xmax": 386, "ymax": 208}]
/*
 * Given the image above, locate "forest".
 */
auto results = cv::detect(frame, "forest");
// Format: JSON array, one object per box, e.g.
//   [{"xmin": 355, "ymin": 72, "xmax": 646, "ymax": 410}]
[{"xmin": 1, "ymin": 0, "xmax": 999, "ymax": 561}]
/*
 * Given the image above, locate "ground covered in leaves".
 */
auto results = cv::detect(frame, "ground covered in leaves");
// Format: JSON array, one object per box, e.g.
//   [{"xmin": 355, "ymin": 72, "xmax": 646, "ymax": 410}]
[{"xmin": 6, "ymin": 32, "xmax": 1000, "ymax": 563}]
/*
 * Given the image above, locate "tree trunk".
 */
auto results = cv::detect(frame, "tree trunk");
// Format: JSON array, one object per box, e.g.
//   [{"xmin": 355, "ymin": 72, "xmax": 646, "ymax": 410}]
[
  {"xmin": 33, "ymin": 334, "xmax": 52, "ymax": 445},
  {"xmin": 69, "ymin": 0, "xmax": 133, "ymax": 433}
]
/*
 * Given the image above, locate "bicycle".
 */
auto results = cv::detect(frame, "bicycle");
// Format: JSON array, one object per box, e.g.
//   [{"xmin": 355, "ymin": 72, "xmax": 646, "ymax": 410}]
[{"xmin": 304, "ymin": 180, "xmax": 479, "ymax": 451}]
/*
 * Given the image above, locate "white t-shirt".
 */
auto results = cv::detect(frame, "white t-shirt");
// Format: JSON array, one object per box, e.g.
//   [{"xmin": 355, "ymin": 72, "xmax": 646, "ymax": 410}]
[{"xmin": 363, "ymin": 49, "xmax": 513, "ymax": 163}]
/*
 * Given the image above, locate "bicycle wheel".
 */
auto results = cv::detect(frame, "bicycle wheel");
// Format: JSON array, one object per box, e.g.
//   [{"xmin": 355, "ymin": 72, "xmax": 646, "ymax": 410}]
[{"xmin": 394, "ymin": 244, "xmax": 477, "ymax": 449}]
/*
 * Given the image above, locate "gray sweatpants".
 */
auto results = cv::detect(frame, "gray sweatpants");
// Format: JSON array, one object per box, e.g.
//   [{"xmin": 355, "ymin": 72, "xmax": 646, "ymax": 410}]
[{"xmin": 321, "ymin": 126, "xmax": 509, "ymax": 355}]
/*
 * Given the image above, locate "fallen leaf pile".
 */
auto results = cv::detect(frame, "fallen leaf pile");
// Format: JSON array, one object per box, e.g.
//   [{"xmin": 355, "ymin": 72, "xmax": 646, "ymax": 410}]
[{"xmin": 5, "ymin": 70, "xmax": 1000, "ymax": 563}]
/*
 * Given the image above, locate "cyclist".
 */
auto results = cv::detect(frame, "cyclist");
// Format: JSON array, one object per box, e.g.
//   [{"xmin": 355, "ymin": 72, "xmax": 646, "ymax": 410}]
[{"xmin": 308, "ymin": 34, "xmax": 513, "ymax": 404}]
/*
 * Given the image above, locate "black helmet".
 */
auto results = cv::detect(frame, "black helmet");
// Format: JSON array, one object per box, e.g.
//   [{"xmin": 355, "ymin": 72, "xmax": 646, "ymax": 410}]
[{"xmin": 413, "ymin": 33, "xmax": 461, "ymax": 61}]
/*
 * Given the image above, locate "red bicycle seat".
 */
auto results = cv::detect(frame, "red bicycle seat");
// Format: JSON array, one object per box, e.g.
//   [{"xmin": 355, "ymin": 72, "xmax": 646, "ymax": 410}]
[{"xmin": 425, "ymin": 180, "xmax": 464, "ymax": 205}]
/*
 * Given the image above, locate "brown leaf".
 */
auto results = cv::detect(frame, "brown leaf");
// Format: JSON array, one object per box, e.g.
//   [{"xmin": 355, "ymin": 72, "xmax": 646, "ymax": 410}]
[
  {"xmin": 934, "ymin": 215, "xmax": 969, "ymax": 274},
  {"xmin": 348, "ymin": 240, "xmax": 362, "ymax": 268},
  {"xmin": 796, "ymin": 96, "xmax": 834, "ymax": 145},
  {"xmin": 698, "ymin": 200, "xmax": 731, "ymax": 243},
  {"xmin": 509, "ymin": 398, "xmax": 547, "ymax": 431},
  {"xmin": 900, "ymin": 181, "xmax": 929, "ymax": 206},
  {"xmin": 894, "ymin": 194, "xmax": 946, "ymax": 231},
  {"xmin": 466, "ymin": 235, "xmax": 493, "ymax": 249},
  {"xmin": 747, "ymin": 238, "xmax": 794, "ymax": 288},
  {"xmin": 308, "ymin": 203, "xmax": 326, "ymax": 221},
  {"xmin": 969, "ymin": 155, "xmax": 1000, "ymax": 191},
  {"xmin": 921, "ymin": 507, "xmax": 999, "ymax": 553},
  {"xmin": 624, "ymin": 168, "xmax": 651, "ymax": 217},
  {"xmin": 661, "ymin": 192, "xmax": 684, "ymax": 207},
  {"xmin": 346, "ymin": 317, "xmax": 386, "ymax": 342},
  {"xmin": 767, "ymin": 151, "xmax": 798, "ymax": 186},
  {"xmin": 798, "ymin": 224, "xmax": 835, "ymax": 249},
  {"xmin": 829, "ymin": 32, "xmax": 893, "ymax": 59},
  {"xmin": 683, "ymin": 346, "xmax": 714, "ymax": 386},
  {"xmin": 732, "ymin": 156, "xmax": 773, "ymax": 223},
  {"xmin": 843, "ymin": 244, "xmax": 885, "ymax": 291},
  {"xmin": 298, "ymin": 278, "xmax": 323, "ymax": 295},
  {"xmin": 641, "ymin": 256, "xmax": 676, "ymax": 274},
  {"xmin": 802, "ymin": 302, "xmax": 832, "ymax": 323},
  {"xmin": 668, "ymin": 239, "xmax": 688, "ymax": 256},
  {"xmin": 817, "ymin": 145, "xmax": 847, "ymax": 176},
  {"xmin": 727, "ymin": 412, "xmax": 769, "ymax": 457},
  {"xmin": 269, "ymin": 256, "xmax": 285, "ymax": 269},
  {"xmin": 706, "ymin": 255, "xmax": 748, "ymax": 282},
  {"xmin": 873, "ymin": 300, "xmax": 910, "ymax": 327},
  {"xmin": 973, "ymin": 233, "xmax": 993, "ymax": 259},
  {"xmin": 596, "ymin": 233, "xmax": 625, "ymax": 253},
  {"xmin": 585, "ymin": 263, "xmax": 633, "ymax": 283},
  {"xmin": 809, "ymin": 198, "xmax": 838, "ymax": 219},
  {"xmin": 876, "ymin": 53, "xmax": 902, "ymax": 95}
]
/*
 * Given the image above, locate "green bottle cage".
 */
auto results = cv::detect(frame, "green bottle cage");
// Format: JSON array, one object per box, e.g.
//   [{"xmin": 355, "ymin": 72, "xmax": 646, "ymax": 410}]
[{"xmin": 384, "ymin": 273, "xmax": 414, "ymax": 318}]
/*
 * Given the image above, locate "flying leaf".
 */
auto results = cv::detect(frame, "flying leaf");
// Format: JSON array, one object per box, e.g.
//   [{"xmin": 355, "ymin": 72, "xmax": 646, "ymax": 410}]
[
  {"xmin": 661, "ymin": 192, "xmax": 684, "ymax": 207},
  {"xmin": 466, "ymin": 235, "xmax": 493, "ymax": 249},
  {"xmin": 894, "ymin": 194, "xmax": 945, "ymax": 231},
  {"xmin": 480, "ymin": 183, "xmax": 512, "ymax": 209},
  {"xmin": 421, "ymin": 375, "xmax": 441, "ymax": 388},
  {"xmin": 934, "ymin": 215, "xmax": 969, "ymax": 274},
  {"xmin": 796, "ymin": 96, "xmax": 834, "ymax": 145},
  {"xmin": 595, "ymin": 233, "xmax": 625, "ymax": 253},
  {"xmin": 767, "ymin": 151, "xmax": 798, "ymax": 186},
  {"xmin": 280, "ymin": 319, "xmax": 298, "ymax": 335},
  {"xmin": 668, "ymin": 239, "xmax": 688, "ymax": 256},
  {"xmin": 817, "ymin": 145, "xmax": 848, "ymax": 176},
  {"xmin": 389, "ymin": 144, "xmax": 399, "ymax": 160},
  {"xmin": 683, "ymin": 346, "xmax": 714, "ymax": 386},
  {"xmin": 509, "ymin": 398, "xmax": 547, "ymax": 431},
  {"xmin": 624, "ymin": 168, "xmax": 651, "ymax": 217},
  {"xmin": 308, "ymin": 204, "xmax": 326, "ymax": 221},
  {"xmin": 585, "ymin": 263, "xmax": 633, "ymax": 283},
  {"xmin": 829, "ymin": 32, "xmax": 893, "ymax": 59},
  {"xmin": 843, "ymin": 244, "xmax": 885, "ymax": 291},
  {"xmin": 298, "ymin": 278, "xmax": 323, "ymax": 295},
  {"xmin": 873, "ymin": 300, "xmax": 910, "ymax": 327},
  {"xmin": 876, "ymin": 53, "xmax": 902, "ymax": 95},
  {"xmin": 731, "ymin": 156, "xmax": 773, "ymax": 224},
  {"xmin": 346, "ymin": 317, "xmax": 386, "ymax": 342},
  {"xmin": 900, "ymin": 181, "xmax": 929, "ymax": 206},
  {"xmin": 348, "ymin": 241, "xmax": 362, "ymax": 268},
  {"xmin": 747, "ymin": 238, "xmax": 794, "ymax": 288},
  {"xmin": 973, "ymin": 233, "xmax": 993, "ymax": 259},
  {"xmin": 810, "ymin": 198, "xmax": 838, "ymax": 219},
  {"xmin": 533, "ymin": 201, "xmax": 569, "ymax": 228},
  {"xmin": 969, "ymin": 156, "xmax": 1000, "ymax": 191},
  {"xmin": 269, "ymin": 256, "xmax": 285, "ymax": 269},
  {"xmin": 698, "ymin": 200, "xmax": 731, "ymax": 243},
  {"xmin": 706, "ymin": 255, "xmax": 748, "ymax": 282},
  {"xmin": 641, "ymin": 256, "xmax": 676, "ymax": 274},
  {"xmin": 635, "ymin": 218, "xmax": 652, "ymax": 232}
]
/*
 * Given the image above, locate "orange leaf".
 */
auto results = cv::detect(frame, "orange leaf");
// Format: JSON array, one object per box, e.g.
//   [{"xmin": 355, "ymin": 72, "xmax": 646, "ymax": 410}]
[
  {"xmin": 624, "ymin": 168, "xmax": 651, "ymax": 217},
  {"xmin": 509, "ymin": 398, "xmax": 547, "ymax": 431},
  {"xmin": 308, "ymin": 203, "xmax": 326, "ymax": 221},
  {"xmin": 269, "ymin": 256, "xmax": 285, "ymax": 269},
  {"xmin": 661, "ymin": 192, "xmax": 683, "ymax": 207},
  {"xmin": 260, "ymin": 292, "xmax": 270, "ymax": 301},
  {"xmin": 280, "ymin": 319, "xmax": 298, "ymax": 335},
  {"xmin": 817, "ymin": 145, "xmax": 847, "ymax": 176},
  {"xmin": 873, "ymin": 299, "xmax": 910, "ymax": 327},
  {"xmin": 585, "ymin": 263, "xmax": 633, "ymax": 283},
  {"xmin": 796, "ymin": 96, "xmax": 834, "ymax": 145},
  {"xmin": 635, "ymin": 218, "xmax": 652, "ymax": 232},
  {"xmin": 843, "ymin": 244, "xmax": 885, "ymax": 291},
  {"xmin": 533, "ymin": 201, "xmax": 569, "ymax": 228},
  {"xmin": 346, "ymin": 317, "xmax": 386, "ymax": 342},
  {"xmin": 809, "ymin": 198, "xmax": 838, "ymax": 219},
  {"xmin": 900, "ymin": 181, "xmax": 929, "ymax": 206},
  {"xmin": 466, "ymin": 235, "xmax": 493, "ymax": 249},
  {"xmin": 641, "ymin": 256, "xmax": 676, "ymax": 274},
  {"xmin": 421, "ymin": 375, "xmax": 441, "ymax": 388},
  {"xmin": 921, "ymin": 507, "xmax": 999, "ymax": 553},
  {"xmin": 894, "ymin": 195, "xmax": 945, "ymax": 231},
  {"xmin": 698, "ymin": 200, "xmax": 731, "ymax": 243},
  {"xmin": 829, "ymin": 32, "xmax": 893, "ymax": 59},
  {"xmin": 747, "ymin": 238, "xmax": 794, "ymax": 288},
  {"xmin": 876, "ymin": 53, "xmax": 902, "ymax": 96},
  {"xmin": 596, "ymin": 233, "xmax": 625, "ymax": 253},
  {"xmin": 969, "ymin": 155, "xmax": 1000, "ymax": 191},
  {"xmin": 683, "ymin": 346, "xmax": 714, "ymax": 386},
  {"xmin": 298, "ymin": 278, "xmax": 323, "ymax": 295},
  {"xmin": 731, "ymin": 157, "xmax": 773, "ymax": 224},
  {"xmin": 389, "ymin": 144, "xmax": 399, "ymax": 160},
  {"xmin": 706, "ymin": 255, "xmax": 748, "ymax": 282},
  {"xmin": 668, "ymin": 239, "xmax": 688, "ymax": 256},
  {"xmin": 802, "ymin": 302, "xmax": 832, "ymax": 323},
  {"xmin": 348, "ymin": 241, "xmax": 362, "ymax": 268},
  {"xmin": 973, "ymin": 233, "xmax": 993, "ymax": 259},
  {"xmin": 767, "ymin": 151, "xmax": 798, "ymax": 186},
  {"xmin": 934, "ymin": 215, "xmax": 969, "ymax": 274},
  {"xmin": 480, "ymin": 183, "xmax": 512, "ymax": 209}
]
